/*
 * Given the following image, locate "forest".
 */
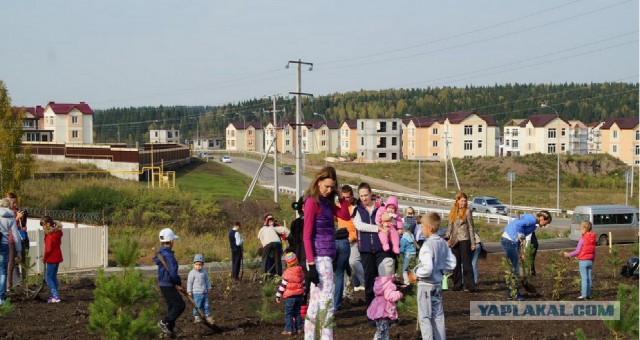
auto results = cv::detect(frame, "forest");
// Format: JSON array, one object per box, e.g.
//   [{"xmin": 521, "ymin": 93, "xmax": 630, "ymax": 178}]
[{"xmin": 93, "ymin": 82, "xmax": 639, "ymax": 146}]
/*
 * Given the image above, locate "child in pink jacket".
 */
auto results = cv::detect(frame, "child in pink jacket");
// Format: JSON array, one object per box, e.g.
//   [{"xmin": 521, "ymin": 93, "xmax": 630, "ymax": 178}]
[
  {"xmin": 367, "ymin": 258, "xmax": 403, "ymax": 339},
  {"xmin": 375, "ymin": 196, "xmax": 403, "ymax": 254}
]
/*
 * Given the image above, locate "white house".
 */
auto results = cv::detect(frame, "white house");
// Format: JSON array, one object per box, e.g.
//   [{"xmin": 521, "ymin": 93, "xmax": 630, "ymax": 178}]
[
  {"xmin": 150, "ymin": 129, "xmax": 180, "ymax": 143},
  {"xmin": 43, "ymin": 101, "xmax": 94, "ymax": 144}
]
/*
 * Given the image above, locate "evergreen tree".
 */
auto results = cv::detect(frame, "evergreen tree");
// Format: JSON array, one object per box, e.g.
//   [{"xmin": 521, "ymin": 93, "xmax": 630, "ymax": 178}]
[
  {"xmin": 88, "ymin": 233, "xmax": 159, "ymax": 340},
  {"xmin": 0, "ymin": 80, "xmax": 34, "ymax": 192}
]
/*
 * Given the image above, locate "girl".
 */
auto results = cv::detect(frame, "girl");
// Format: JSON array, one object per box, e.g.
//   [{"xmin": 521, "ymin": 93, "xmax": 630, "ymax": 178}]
[
  {"xmin": 41, "ymin": 216, "xmax": 63, "ymax": 303},
  {"xmin": 374, "ymin": 196, "xmax": 403, "ymax": 254},
  {"xmin": 366, "ymin": 258, "xmax": 403, "ymax": 340},
  {"xmin": 444, "ymin": 192, "xmax": 477, "ymax": 292},
  {"xmin": 564, "ymin": 220, "xmax": 596, "ymax": 299},
  {"xmin": 302, "ymin": 166, "xmax": 351, "ymax": 339}
]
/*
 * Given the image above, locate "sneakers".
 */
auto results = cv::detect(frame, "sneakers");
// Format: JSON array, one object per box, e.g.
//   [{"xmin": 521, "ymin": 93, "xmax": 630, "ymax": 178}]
[
  {"xmin": 205, "ymin": 316, "xmax": 214, "ymax": 324},
  {"xmin": 194, "ymin": 316, "xmax": 203, "ymax": 323},
  {"xmin": 47, "ymin": 297, "xmax": 61, "ymax": 303},
  {"xmin": 353, "ymin": 286, "xmax": 365, "ymax": 292},
  {"xmin": 158, "ymin": 320, "xmax": 172, "ymax": 335},
  {"xmin": 578, "ymin": 296, "xmax": 591, "ymax": 300}
]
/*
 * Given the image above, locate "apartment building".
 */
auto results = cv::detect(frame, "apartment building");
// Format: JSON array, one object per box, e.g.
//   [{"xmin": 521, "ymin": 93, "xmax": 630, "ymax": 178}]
[
  {"xmin": 600, "ymin": 117, "xmax": 639, "ymax": 166},
  {"xmin": 357, "ymin": 119, "xmax": 403, "ymax": 162},
  {"xmin": 42, "ymin": 101, "xmax": 94, "ymax": 144},
  {"xmin": 587, "ymin": 121, "xmax": 604, "ymax": 154},
  {"xmin": 404, "ymin": 116, "xmax": 442, "ymax": 161},
  {"xmin": 225, "ymin": 121, "xmax": 263, "ymax": 153},
  {"xmin": 298, "ymin": 119, "xmax": 339, "ymax": 155},
  {"xmin": 339, "ymin": 119, "xmax": 357, "ymax": 155},
  {"xmin": 150, "ymin": 129, "xmax": 180, "ymax": 143},
  {"xmin": 442, "ymin": 111, "xmax": 498, "ymax": 160},
  {"xmin": 515, "ymin": 114, "xmax": 571, "ymax": 156},
  {"xmin": 568, "ymin": 120, "xmax": 589, "ymax": 155},
  {"xmin": 500, "ymin": 119, "xmax": 525, "ymax": 156}
]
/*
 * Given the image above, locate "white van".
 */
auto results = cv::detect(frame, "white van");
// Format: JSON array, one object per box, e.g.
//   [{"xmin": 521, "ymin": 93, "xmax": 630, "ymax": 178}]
[{"xmin": 569, "ymin": 205, "xmax": 639, "ymax": 245}]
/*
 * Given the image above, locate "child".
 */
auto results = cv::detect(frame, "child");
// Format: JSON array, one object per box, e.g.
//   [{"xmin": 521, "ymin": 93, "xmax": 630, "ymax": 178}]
[
  {"xmin": 375, "ymin": 196, "xmax": 403, "ymax": 254},
  {"xmin": 275, "ymin": 252, "xmax": 305, "ymax": 336},
  {"xmin": 41, "ymin": 216, "xmax": 63, "ymax": 303},
  {"xmin": 366, "ymin": 257, "xmax": 403, "ymax": 340},
  {"xmin": 153, "ymin": 228, "xmax": 186, "ymax": 338},
  {"xmin": 414, "ymin": 212, "xmax": 456, "ymax": 340},
  {"xmin": 399, "ymin": 227, "xmax": 418, "ymax": 286},
  {"xmin": 187, "ymin": 254, "xmax": 214, "ymax": 324},
  {"xmin": 564, "ymin": 220, "xmax": 596, "ymax": 299},
  {"xmin": 229, "ymin": 222, "xmax": 244, "ymax": 280}
]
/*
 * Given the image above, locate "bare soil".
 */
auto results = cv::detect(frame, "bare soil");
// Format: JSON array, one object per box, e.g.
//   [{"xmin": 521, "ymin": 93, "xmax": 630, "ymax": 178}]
[{"xmin": 1, "ymin": 245, "xmax": 637, "ymax": 339}]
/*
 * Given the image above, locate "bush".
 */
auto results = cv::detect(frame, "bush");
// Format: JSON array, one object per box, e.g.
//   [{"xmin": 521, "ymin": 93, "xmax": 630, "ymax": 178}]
[
  {"xmin": 60, "ymin": 185, "xmax": 131, "ymax": 214},
  {"xmin": 603, "ymin": 284, "xmax": 639, "ymax": 339}
]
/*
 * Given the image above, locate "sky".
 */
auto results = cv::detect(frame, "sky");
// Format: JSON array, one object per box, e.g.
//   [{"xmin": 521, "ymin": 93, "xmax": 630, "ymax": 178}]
[{"xmin": 1, "ymin": 0, "xmax": 638, "ymax": 110}]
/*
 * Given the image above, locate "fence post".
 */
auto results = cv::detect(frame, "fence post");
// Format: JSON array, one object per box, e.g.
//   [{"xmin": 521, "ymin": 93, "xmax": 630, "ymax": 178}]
[{"xmin": 73, "ymin": 208, "xmax": 78, "ymax": 228}]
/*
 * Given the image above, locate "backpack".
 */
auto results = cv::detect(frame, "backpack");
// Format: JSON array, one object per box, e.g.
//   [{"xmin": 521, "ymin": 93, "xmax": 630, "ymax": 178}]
[{"xmin": 620, "ymin": 257, "xmax": 639, "ymax": 278}]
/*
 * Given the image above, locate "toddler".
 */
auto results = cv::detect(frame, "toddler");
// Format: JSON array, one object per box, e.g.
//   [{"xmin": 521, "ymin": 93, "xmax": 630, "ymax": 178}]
[
  {"xmin": 275, "ymin": 252, "xmax": 305, "ymax": 336},
  {"xmin": 375, "ymin": 196, "xmax": 403, "ymax": 254},
  {"xmin": 187, "ymin": 254, "xmax": 214, "ymax": 324},
  {"xmin": 564, "ymin": 220, "xmax": 596, "ymax": 299},
  {"xmin": 366, "ymin": 257, "xmax": 403, "ymax": 340}
]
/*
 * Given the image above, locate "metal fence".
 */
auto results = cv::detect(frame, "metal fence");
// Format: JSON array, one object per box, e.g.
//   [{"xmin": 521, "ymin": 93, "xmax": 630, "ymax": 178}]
[{"xmin": 22, "ymin": 207, "xmax": 107, "ymax": 225}]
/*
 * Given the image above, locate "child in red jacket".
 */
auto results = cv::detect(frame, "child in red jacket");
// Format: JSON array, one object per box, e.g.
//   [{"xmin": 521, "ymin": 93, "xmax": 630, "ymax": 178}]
[
  {"xmin": 41, "ymin": 216, "xmax": 63, "ymax": 303},
  {"xmin": 275, "ymin": 252, "xmax": 305, "ymax": 336},
  {"xmin": 564, "ymin": 220, "xmax": 596, "ymax": 299}
]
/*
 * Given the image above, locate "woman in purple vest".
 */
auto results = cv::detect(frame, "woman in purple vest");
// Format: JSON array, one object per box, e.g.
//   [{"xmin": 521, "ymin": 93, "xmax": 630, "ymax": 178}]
[{"xmin": 303, "ymin": 166, "xmax": 350, "ymax": 339}]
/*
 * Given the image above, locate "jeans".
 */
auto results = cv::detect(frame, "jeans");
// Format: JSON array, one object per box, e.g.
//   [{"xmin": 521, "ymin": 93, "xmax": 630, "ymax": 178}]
[
  {"xmin": 192, "ymin": 293, "xmax": 211, "ymax": 317},
  {"xmin": 578, "ymin": 260, "xmax": 593, "ymax": 298},
  {"xmin": 501, "ymin": 237, "xmax": 519, "ymax": 296},
  {"xmin": 348, "ymin": 242, "xmax": 365, "ymax": 288},
  {"xmin": 417, "ymin": 283, "xmax": 445, "ymax": 340},
  {"xmin": 284, "ymin": 295, "xmax": 303, "ymax": 333},
  {"xmin": 45, "ymin": 263, "xmax": 60, "ymax": 298},
  {"xmin": 374, "ymin": 319, "xmax": 390, "ymax": 340},
  {"xmin": 471, "ymin": 242, "xmax": 482, "ymax": 284},
  {"xmin": 160, "ymin": 285, "xmax": 186, "ymax": 332},
  {"xmin": 402, "ymin": 253, "xmax": 415, "ymax": 273},
  {"xmin": 333, "ymin": 238, "xmax": 350, "ymax": 310},
  {"xmin": 0, "ymin": 243, "xmax": 8, "ymax": 300},
  {"xmin": 304, "ymin": 256, "xmax": 334, "ymax": 340}
]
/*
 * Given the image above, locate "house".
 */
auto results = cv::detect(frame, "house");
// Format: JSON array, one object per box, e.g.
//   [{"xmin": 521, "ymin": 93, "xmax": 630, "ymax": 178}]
[
  {"xmin": 301, "ymin": 119, "xmax": 340, "ymax": 155},
  {"xmin": 193, "ymin": 137, "xmax": 224, "ymax": 153},
  {"xmin": 150, "ymin": 129, "xmax": 180, "ymax": 143},
  {"xmin": 500, "ymin": 118, "xmax": 525, "ymax": 156},
  {"xmin": 568, "ymin": 120, "xmax": 589, "ymax": 155},
  {"xmin": 404, "ymin": 116, "xmax": 442, "ymax": 161},
  {"xmin": 587, "ymin": 121, "xmax": 604, "ymax": 154},
  {"xmin": 357, "ymin": 119, "xmax": 403, "ymax": 162},
  {"xmin": 14, "ymin": 106, "xmax": 52, "ymax": 142},
  {"xmin": 515, "ymin": 114, "xmax": 571, "ymax": 156},
  {"xmin": 339, "ymin": 119, "xmax": 357, "ymax": 155},
  {"xmin": 225, "ymin": 121, "xmax": 264, "ymax": 153},
  {"xmin": 42, "ymin": 101, "xmax": 94, "ymax": 144},
  {"xmin": 442, "ymin": 111, "xmax": 498, "ymax": 159},
  {"xmin": 600, "ymin": 117, "xmax": 639, "ymax": 166}
]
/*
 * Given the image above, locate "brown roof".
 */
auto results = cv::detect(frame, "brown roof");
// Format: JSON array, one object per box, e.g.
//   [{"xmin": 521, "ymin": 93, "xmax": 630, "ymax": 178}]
[
  {"xmin": 230, "ymin": 121, "xmax": 263, "ymax": 130},
  {"xmin": 13, "ymin": 105, "xmax": 45, "ymax": 119},
  {"xmin": 46, "ymin": 101, "xmax": 93, "ymax": 115},
  {"xmin": 343, "ymin": 119, "xmax": 357, "ymax": 129},
  {"xmin": 519, "ymin": 114, "xmax": 570, "ymax": 127},
  {"xmin": 306, "ymin": 119, "xmax": 339, "ymax": 129},
  {"xmin": 600, "ymin": 117, "xmax": 639, "ymax": 130}
]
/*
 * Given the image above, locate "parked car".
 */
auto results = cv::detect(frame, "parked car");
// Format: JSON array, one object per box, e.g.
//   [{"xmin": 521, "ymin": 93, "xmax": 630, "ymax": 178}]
[
  {"xmin": 569, "ymin": 205, "xmax": 639, "ymax": 246},
  {"xmin": 470, "ymin": 196, "xmax": 509, "ymax": 215},
  {"xmin": 220, "ymin": 155, "xmax": 232, "ymax": 163},
  {"xmin": 282, "ymin": 166, "xmax": 294, "ymax": 175}
]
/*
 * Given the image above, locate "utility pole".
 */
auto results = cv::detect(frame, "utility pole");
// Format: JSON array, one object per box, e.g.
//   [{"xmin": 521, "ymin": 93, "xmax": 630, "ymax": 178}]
[
  {"xmin": 444, "ymin": 130, "xmax": 461, "ymax": 191},
  {"xmin": 287, "ymin": 59, "xmax": 313, "ymax": 201},
  {"xmin": 270, "ymin": 95, "xmax": 280, "ymax": 203}
]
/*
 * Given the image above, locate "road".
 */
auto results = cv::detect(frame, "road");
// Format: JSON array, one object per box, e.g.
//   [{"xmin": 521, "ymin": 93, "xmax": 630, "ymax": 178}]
[{"xmin": 217, "ymin": 156, "xmax": 571, "ymax": 229}]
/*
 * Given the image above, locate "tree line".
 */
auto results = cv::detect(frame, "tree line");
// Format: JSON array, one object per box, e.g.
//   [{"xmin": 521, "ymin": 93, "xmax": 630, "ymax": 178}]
[{"xmin": 93, "ymin": 82, "xmax": 639, "ymax": 146}]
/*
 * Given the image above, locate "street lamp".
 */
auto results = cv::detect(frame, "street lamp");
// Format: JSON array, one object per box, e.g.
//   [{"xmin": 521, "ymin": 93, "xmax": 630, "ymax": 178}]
[
  {"xmin": 406, "ymin": 114, "xmax": 422, "ymax": 196},
  {"xmin": 541, "ymin": 103, "xmax": 561, "ymax": 212},
  {"xmin": 313, "ymin": 112, "xmax": 328, "ymax": 166}
]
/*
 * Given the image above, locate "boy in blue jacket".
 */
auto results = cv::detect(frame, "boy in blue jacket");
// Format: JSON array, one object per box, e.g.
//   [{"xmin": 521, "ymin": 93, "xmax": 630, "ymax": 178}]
[{"xmin": 153, "ymin": 228, "xmax": 186, "ymax": 338}]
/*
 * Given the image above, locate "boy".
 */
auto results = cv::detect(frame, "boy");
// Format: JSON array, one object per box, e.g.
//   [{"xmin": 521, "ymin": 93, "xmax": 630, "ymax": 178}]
[
  {"xmin": 153, "ymin": 228, "xmax": 186, "ymax": 338},
  {"xmin": 229, "ymin": 222, "xmax": 244, "ymax": 280},
  {"xmin": 275, "ymin": 252, "xmax": 305, "ymax": 336},
  {"xmin": 414, "ymin": 212, "xmax": 456, "ymax": 340},
  {"xmin": 187, "ymin": 254, "xmax": 214, "ymax": 324}
]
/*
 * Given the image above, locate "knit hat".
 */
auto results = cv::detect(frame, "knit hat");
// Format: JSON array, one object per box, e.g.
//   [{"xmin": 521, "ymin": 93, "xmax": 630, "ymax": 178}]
[
  {"xmin": 193, "ymin": 254, "xmax": 205, "ymax": 263},
  {"xmin": 284, "ymin": 252, "xmax": 297, "ymax": 266}
]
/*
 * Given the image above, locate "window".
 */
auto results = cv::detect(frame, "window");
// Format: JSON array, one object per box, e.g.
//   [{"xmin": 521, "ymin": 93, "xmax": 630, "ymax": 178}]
[
  {"xmin": 392, "ymin": 122, "xmax": 398, "ymax": 130},
  {"xmin": 378, "ymin": 152, "xmax": 387, "ymax": 158},
  {"xmin": 432, "ymin": 128, "xmax": 438, "ymax": 135},
  {"xmin": 377, "ymin": 122, "xmax": 387, "ymax": 132},
  {"xmin": 635, "ymin": 145, "xmax": 639, "ymax": 156},
  {"xmin": 42, "ymin": 135, "xmax": 48, "ymax": 142},
  {"xmin": 636, "ymin": 130, "xmax": 639, "ymax": 141},
  {"xmin": 155, "ymin": 131, "xmax": 158, "ymax": 137},
  {"xmin": 302, "ymin": 131, "xmax": 306, "ymax": 137},
  {"xmin": 344, "ymin": 141, "xmax": 349, "ymax": 149},
  {"xmin": 411, "ymin": 141, "xmax": 414, "ymax": 149},
  {"xmin": 478, "ymin": 125, "xmax": 483, "ymax": 133},
  {"xmin": 506, "ymin": 140, "xmax": 510, "ymax": 146},
  {"xmin": 286, "ymin": 140, "xmax": 290, "ymax": 146},
  {"xmin": 392, "ymin": 137, "xmax": 397, "ymax": 146},
  {"xmin": 528, "ymin": 128, "xmax": 532, "ymax": 136},
  {"xmin": 321, "ymin": 140, "xmax": 326, "ymax": 146},
  {"xmin": 361, "ymin": 137, "xmax": 364, "ymax": 146},
  {"xmin": 391, "ymin": 153, "xmax": 397, "ymax": 160},
  {"xmin": 464, "ymin": 140, "xmax": 472, "ymax": 150},
  {"xmin": 168, "ymin": 131, "xmax": 173, "ymax": 138},
  {"xmin": 613, "ymin": 130, "xmax": 618, "ymax": 138},
  {"xmin": 361, "ymin": 122, "xmax": 364, "ymax": 130},
  {"xmin": 561, "ymin": 128, "xmax": 566, "ymax": 136},
  {"xmin": 464, "ymin": 125, "xmax": 472, "ymax": 135},
  {"xmin": 432, "ymin": 153, "xmax": 438, "ymax": 157},
  {"xmin": 513, "ymin": 140, "xmax": 519, "ymax": 148},
  {"xmin": 561, "ymin": 143, "xmax": 566, "ymax": 152},
  {"xmin": 285, "ymin": 129, "xmax": 290, "ymax": 136},
  {"xmin": 321, "ymin": 129, "xmax": 326, "ymax": 136},
  {"xmin": 548, "ymin": 128, "xmax": 556, "ymax": 138},
  {"xmin": 376, "ymin": 137, "xmax": 387, "ymax": 148},
  {"xmin": 72, "ymin": 131, "xmax": 79, "ymax": 139},
  {"xmin": 478, "ymin": 140, "xmax": 483, "ymax": 148},
  {"xmin": 612, "ymin": 145, "xmax": 617, "ymax": 153},
  {"xmin": 72, "ymin": 116, "xmax": 78, "ymax": 124},
  {"xmin": 22, "ymin": 120, "xmax": 34, "ymax": 128},
  {"xmin": 432, "ymin": 141, "xmax": 438, "ymax": 147},
  {"xmin": 464, "ymin": 155, "xmax": 472, "ymax": 159},
  {"xmin": 513, "ymin": 130, "xmax": 519, "ymax": 137},
  {"xmin": 548, "ymin": 143, "xmax": 556, "ymax": 153},
  {"xmin": 248, "ymin": 130, "xmax": 253, "ymax": 136}
]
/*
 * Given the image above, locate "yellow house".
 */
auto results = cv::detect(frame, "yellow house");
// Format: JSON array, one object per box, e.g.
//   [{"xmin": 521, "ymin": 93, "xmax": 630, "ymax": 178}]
[
  {"xmin": 339, "ymin": 119, "xmax": 357, "ymax": 155},
  {"xmin": 516, "ymin": 114, "xmax": 571, "ymax": 156},
  {"xmin": 600, "ymin": 117, "xmax": 639, "ymax": 166},
  {"xmin": 225, "ymin": 121, "xmax": 263, "ymax": 152}
]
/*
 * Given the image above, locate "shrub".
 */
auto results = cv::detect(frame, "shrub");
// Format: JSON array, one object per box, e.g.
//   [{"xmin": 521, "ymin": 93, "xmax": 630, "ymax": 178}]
[
  {"xmin": 603, "ymin": 284, "xmax": 639, "ymax": 339},
  {"xmin": 59, "ymin": 185, "xmax": 131, "ymax": 214}
]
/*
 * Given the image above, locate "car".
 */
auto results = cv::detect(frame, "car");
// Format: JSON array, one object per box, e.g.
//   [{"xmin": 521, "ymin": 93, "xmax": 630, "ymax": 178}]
[
  {"xmin": 470, "ymin": 196, "xmax": 509, "ymax": 215},
  {"xmin": 281, "ymin": 166, "xmax": 294, "ymax": 175},
  {"xmin": 220, "ymin": 155, "xmax": 232, "ymax": 163}
]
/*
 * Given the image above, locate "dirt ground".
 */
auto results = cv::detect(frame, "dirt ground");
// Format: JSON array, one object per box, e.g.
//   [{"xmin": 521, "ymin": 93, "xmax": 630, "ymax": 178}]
[{"xmin": 1, "ymin": 245, "xmax": 637, "ymax": 339}]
